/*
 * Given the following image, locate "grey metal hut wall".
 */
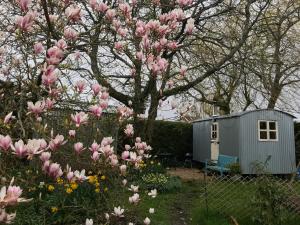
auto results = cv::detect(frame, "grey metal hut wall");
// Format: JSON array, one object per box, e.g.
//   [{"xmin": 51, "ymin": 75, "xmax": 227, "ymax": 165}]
[
  {"xmin": 218, "ymin": 117, "xmax": 239, "ymax": 158},
  {"xmin": 193, "ymin": 120, "xmax": 211, "ymax": 162},
  {"xmin": 239, "ymin": 110, "xmax": 296, "ymax": 174}
]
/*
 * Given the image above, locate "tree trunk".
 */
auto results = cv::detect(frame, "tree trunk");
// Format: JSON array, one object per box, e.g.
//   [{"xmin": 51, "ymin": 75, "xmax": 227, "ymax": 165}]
[
  {"xmin": 267, "ymin": 86, "xmax": 281, "ymax": 109},
  {"xmin": 144, "ymin": 93, "xmax": 159, "ymax": 143}
]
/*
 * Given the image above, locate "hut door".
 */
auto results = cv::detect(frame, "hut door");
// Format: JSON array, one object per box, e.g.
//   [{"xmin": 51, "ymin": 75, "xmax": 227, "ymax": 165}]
[{"xmin": 210, "ymin": 122, "xmax": 219, "ymax": 161}]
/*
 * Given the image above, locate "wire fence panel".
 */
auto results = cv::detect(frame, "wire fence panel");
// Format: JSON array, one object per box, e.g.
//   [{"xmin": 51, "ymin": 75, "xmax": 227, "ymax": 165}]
[{"xmin": 200, "ymin": 174, "xmax": 300, "ymax": 223}]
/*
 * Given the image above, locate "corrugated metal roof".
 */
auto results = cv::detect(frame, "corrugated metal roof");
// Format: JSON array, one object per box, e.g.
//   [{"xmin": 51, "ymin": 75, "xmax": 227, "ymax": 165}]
[{"xmin": 192, "ymin": 109, "xmax": 296, "ymax": 123}]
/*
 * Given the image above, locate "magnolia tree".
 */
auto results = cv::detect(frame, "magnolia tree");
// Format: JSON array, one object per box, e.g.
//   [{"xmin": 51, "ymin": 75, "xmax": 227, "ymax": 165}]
[{"xmin": 0, "ymin": 0, "xmax": 271, "ymax": 141}]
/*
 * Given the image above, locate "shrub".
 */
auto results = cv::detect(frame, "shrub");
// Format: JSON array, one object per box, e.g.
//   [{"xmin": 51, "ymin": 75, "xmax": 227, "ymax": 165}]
[{"xmin": 140, "ymin": 173, "xmax": 182, "ymax": 192}]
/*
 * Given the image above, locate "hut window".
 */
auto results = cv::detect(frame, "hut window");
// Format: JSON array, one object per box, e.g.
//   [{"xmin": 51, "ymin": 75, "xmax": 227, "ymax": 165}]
[
  {"xmin": 258, "ymin": 120, "xmax": 278, "ymax": 141},
  {"xmin": 211, "ymin": 122, "xmax": 218, "ymax": 140}
]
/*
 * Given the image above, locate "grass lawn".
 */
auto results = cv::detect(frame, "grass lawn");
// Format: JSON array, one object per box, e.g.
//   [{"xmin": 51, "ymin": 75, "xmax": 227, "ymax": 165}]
[{"xmin": 127, "ymin": 178, "xmax": 300, "ymax": 225}]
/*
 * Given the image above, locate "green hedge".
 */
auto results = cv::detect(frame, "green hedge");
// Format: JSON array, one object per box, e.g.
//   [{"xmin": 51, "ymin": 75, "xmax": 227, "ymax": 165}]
[
  {"xmin": 120, "ymin": 120, "xmax": 193, "ymax": 161},
  {"xmin": 150, "ymin": 120, "xmax": 193, "ymax": 161}
]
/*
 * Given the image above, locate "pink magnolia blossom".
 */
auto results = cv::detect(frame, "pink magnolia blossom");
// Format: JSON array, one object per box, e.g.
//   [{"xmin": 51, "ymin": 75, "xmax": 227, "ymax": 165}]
[
  {"xmin": 74, "ymin": 169, "xmax": 87, "ymax": 182},
  {"xmin": 49, "ymin": 134, "xmax": 66, "ymax": 151},
  {"xmin": 48, "ymin": 162, "xmax": 63, "ymax": 178},
  {"xmin": 4, "ymin": 112, "xmax": 13, "ymax": 124},
  {"xmin": 42, "ymin": 66, "xmax": 58, "ymax": 86},
  {"xmin": 149, "ymin": 208, "xmax": 155, "ymax": 214},
  {"xmin": 55, "ymin": 39, "xmax": 68, "ymax": 50},
  {"xmin": 0, "ymin": 178, "xmax": 32, "ymax": 207},
  {"xmin": 136, "ymin": 137, "xmax": 141, "ymax": 143},
  {"xmin": 65, "ymin": 5, "xmax": 81, "ymax": 22},
  {"xmin": 15, "ymin": 12, "xmax": 35, "ymax": 32},
  {"xmin": 136, "ymin": 51, "xmax": 144, "ymax": 61},
  {"xmin": 45, "ymin": 98, "xmax": 55, "ymax": 109},
  {"xmin": 99, "ymin": 100, "xmax": 108, "ymax": 109},
  {"xmin": 117, "ymin": 28, "xmax": 128, "ymax": 37},
  {"xmin": 185, "ymin": 18, "xmax": 195, "ymax": 34},
  {"xmin": 128, "ymin": 184, "xmax": 139, "ymax": 193},
  {"xmin": 101, "ymin": 137, "xmax": 113, "ymax": 146},
  {"xmin": 96, "ymin": 3, "xmax": 108, "ymax": 13},
  {"xmin": 110, "ymin": 154, "xmax": 119, "ymax": 166},
  {"xmin": 122, "ymin": 179, "xmax": 127, "ymax": 186},
  {"xmin": 119, "ymin": 3, "xmax": 132, "ymax": 19},
  {"xmin": 89, "ymin": 141, "xmax": 100, "ymax": 152},
  {"xmin": 85, "ymin": 218, "xmax": 93, "ymax": 225},
  {"xmin": 27, "ymin": 101, "xmax": 45, "ymax": 116},
  {"xmin": 89, "ymin": 0, "xmax": 97, "ymax": 10},
  {"xmin": 129, "ymin": 193, "xmax": 140, "ymax": 204},
  {"xmin": 16, "ymin": 0, "xmax": 31, "ymax": 11},
  {"xmin": 91, "ymin": 151, "xmax": 100, "ymax": 161},
  {"xmin": 180, "ymin": 66, "xmax": 187, "ymax": 76},
  {"xmin": 69, "ymin": 130, "xmax": 76, "ymax": 138},
  {"xmin": 34, "ymin": 42, "xmax": 44, "ymax": 54},
  {"xmin": 144, "ymin": 217, "xmax": 151, "ymax": 225},
  {"xmin": 177, "ymin": 0, "xmax": 193, "ymax": 7},
  {"xmin": 0, "ymin": 208, "xmax": 16, "ymax": 224},
  {"xmin": 91, "ymin": 83, "xmax": 101, "ymax": 96},
  {"xmin": 26, "ymin": 139, "xmax": 47, "ymax": 159},
  {"xmin": 112, "ymin": 206, "xmax": 124, "ymax": 217},
  {"xmin": 148, "ymin": 189, "xmax": 157, "ymax": 198},
  {"xmin": 105, "ymin": 9, "xmax": 116, "ymax": 20},
  {"xmin": 11, "ymin": 140, "xmax": 28, "ymax": 158},
  {"xmin": 100, "ymin": 91, "xmax": 109, "ymax": 100},
  {"xmin": 71, "ymin": 112, "xmax": 89, "ymax": 127},
  {"xmin": 124, "ymin": 124, "xmax": 134, "ymax": 136},
  {"xmin": 125, "ymin": 144, "xmax": 131, "ymax": 151},
  {"xmin": 47, "ymin": 46, "xmax": 64, "ymax": 65},
  {"xmin": 167, "ymin": 41, "xmax": 178, "ymax": 50},
  {"xmin": 75, "ymin": 80, "xmax": 86, "ymax": 93},
  {"xmin": 40, "ymin": 152, "xmax": 51, "ymax": 162},
  {"xmin": 89, "ymin": 105, "xmax": 102, "ymax": 117},
  {"xmin": 74, "ymin": 142, "xmax": 85, "ymax": 154},
  {"xmin": 121, "ymin": 151, "xmax": 130, "ymax": 160},
  {"xmin": 114, "ymin": 42, "xmax": 123, "ymax": 52},
  {"xmin": 119, "ymin": 164, "xmax": 127, "ymax": 175},
  {"xmin": 0, "ymin": 135, "xmax": 12, "ymax": 151},
  {"xmin": 64, "ymin": 27, "xmax": 78, "ymax": 41}
]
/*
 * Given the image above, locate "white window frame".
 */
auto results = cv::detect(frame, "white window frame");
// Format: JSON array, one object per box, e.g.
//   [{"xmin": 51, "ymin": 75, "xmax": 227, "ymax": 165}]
[
  {"xmin": 211, "ymin": 122, "xmax": 219, "ymax": 141},
  {"xmin": 258, "ymin": 120, "xmax": 278, "ymax": 142}
]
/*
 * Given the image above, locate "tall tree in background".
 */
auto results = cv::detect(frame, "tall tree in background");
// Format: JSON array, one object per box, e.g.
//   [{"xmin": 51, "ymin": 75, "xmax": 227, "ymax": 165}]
[{"xmin": 0, "ymin": 0, "xmax": 269, "ymax": 141}]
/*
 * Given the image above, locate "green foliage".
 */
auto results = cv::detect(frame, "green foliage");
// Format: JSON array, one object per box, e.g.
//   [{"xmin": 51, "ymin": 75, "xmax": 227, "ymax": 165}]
[
  {"xmin": 228, "ymin": 163, "xmax": 241, "ymax": 175},
  {"xmin": 251, "ymin": 176, "xmax": 288, "ymax": 225},
  {"xmin": 140, "ymin": 173, "xmax": 182, "ymax": 192}
]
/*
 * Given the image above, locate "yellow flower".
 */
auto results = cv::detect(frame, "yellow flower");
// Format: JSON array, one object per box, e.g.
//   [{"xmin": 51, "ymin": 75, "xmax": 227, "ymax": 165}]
[
  {"xmin": 150, "ymin": 161, "xmax": 154, "ymax": 164},
  {"xmin": 56, "ymin": 178, "xmax": 64, "ymax": 185},
  {"xmin": 95, "ymin": 188, "xmax": 100, "ymax": 193},
  {"xmin": 51, "ymin": 207, "xmax": 58, "ymax": 213},
  {"xmin": 95, "ymin": 182, "xmax": 100, "ymax": 188},
  {"xmin": 104, "ymin": 187, "xmax": 108, "ymax": 192},
  {"xmin": 88, "ymin": 175, "xmax": 97, "ymax": 184},
  {"xmin": 66, "ymin": 187, "xmax": 73, "ymax": 194},
  {"xmin": 70, "ymin": 182, "xmax": 78, "ymax": 190},
  {"xmin": 48, "ymin": 185, "xmax": 55, "ymax": 192},
  {"xmin": 101, "ymin": 175, "xmax": 106, "ymax": 180}
]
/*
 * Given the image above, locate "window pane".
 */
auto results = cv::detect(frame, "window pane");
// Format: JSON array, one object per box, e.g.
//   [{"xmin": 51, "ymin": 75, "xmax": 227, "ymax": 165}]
[
  {"xmin": 269, "ymin": 121, "xmax": 276, "ymax": 130},
  {"xmin": 270, "ymin": 131, "xmax": 277, "ymax": 140},
  {"xmin": 260, "ymin": 131, "xmax": 268, "ymax": 140},
  {"xmin": 212, "ymin": 132, "xmax": 217, "ymax": 139},
  {"xmin": 260, "ymin": 121, "xmax": 267, "ymax": 130}
]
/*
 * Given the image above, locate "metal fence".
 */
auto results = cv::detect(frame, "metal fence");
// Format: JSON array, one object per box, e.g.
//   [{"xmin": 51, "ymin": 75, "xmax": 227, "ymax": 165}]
[{"xmin": 200, "ymin": 174, "xmax": 300, "ymax": 223}]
